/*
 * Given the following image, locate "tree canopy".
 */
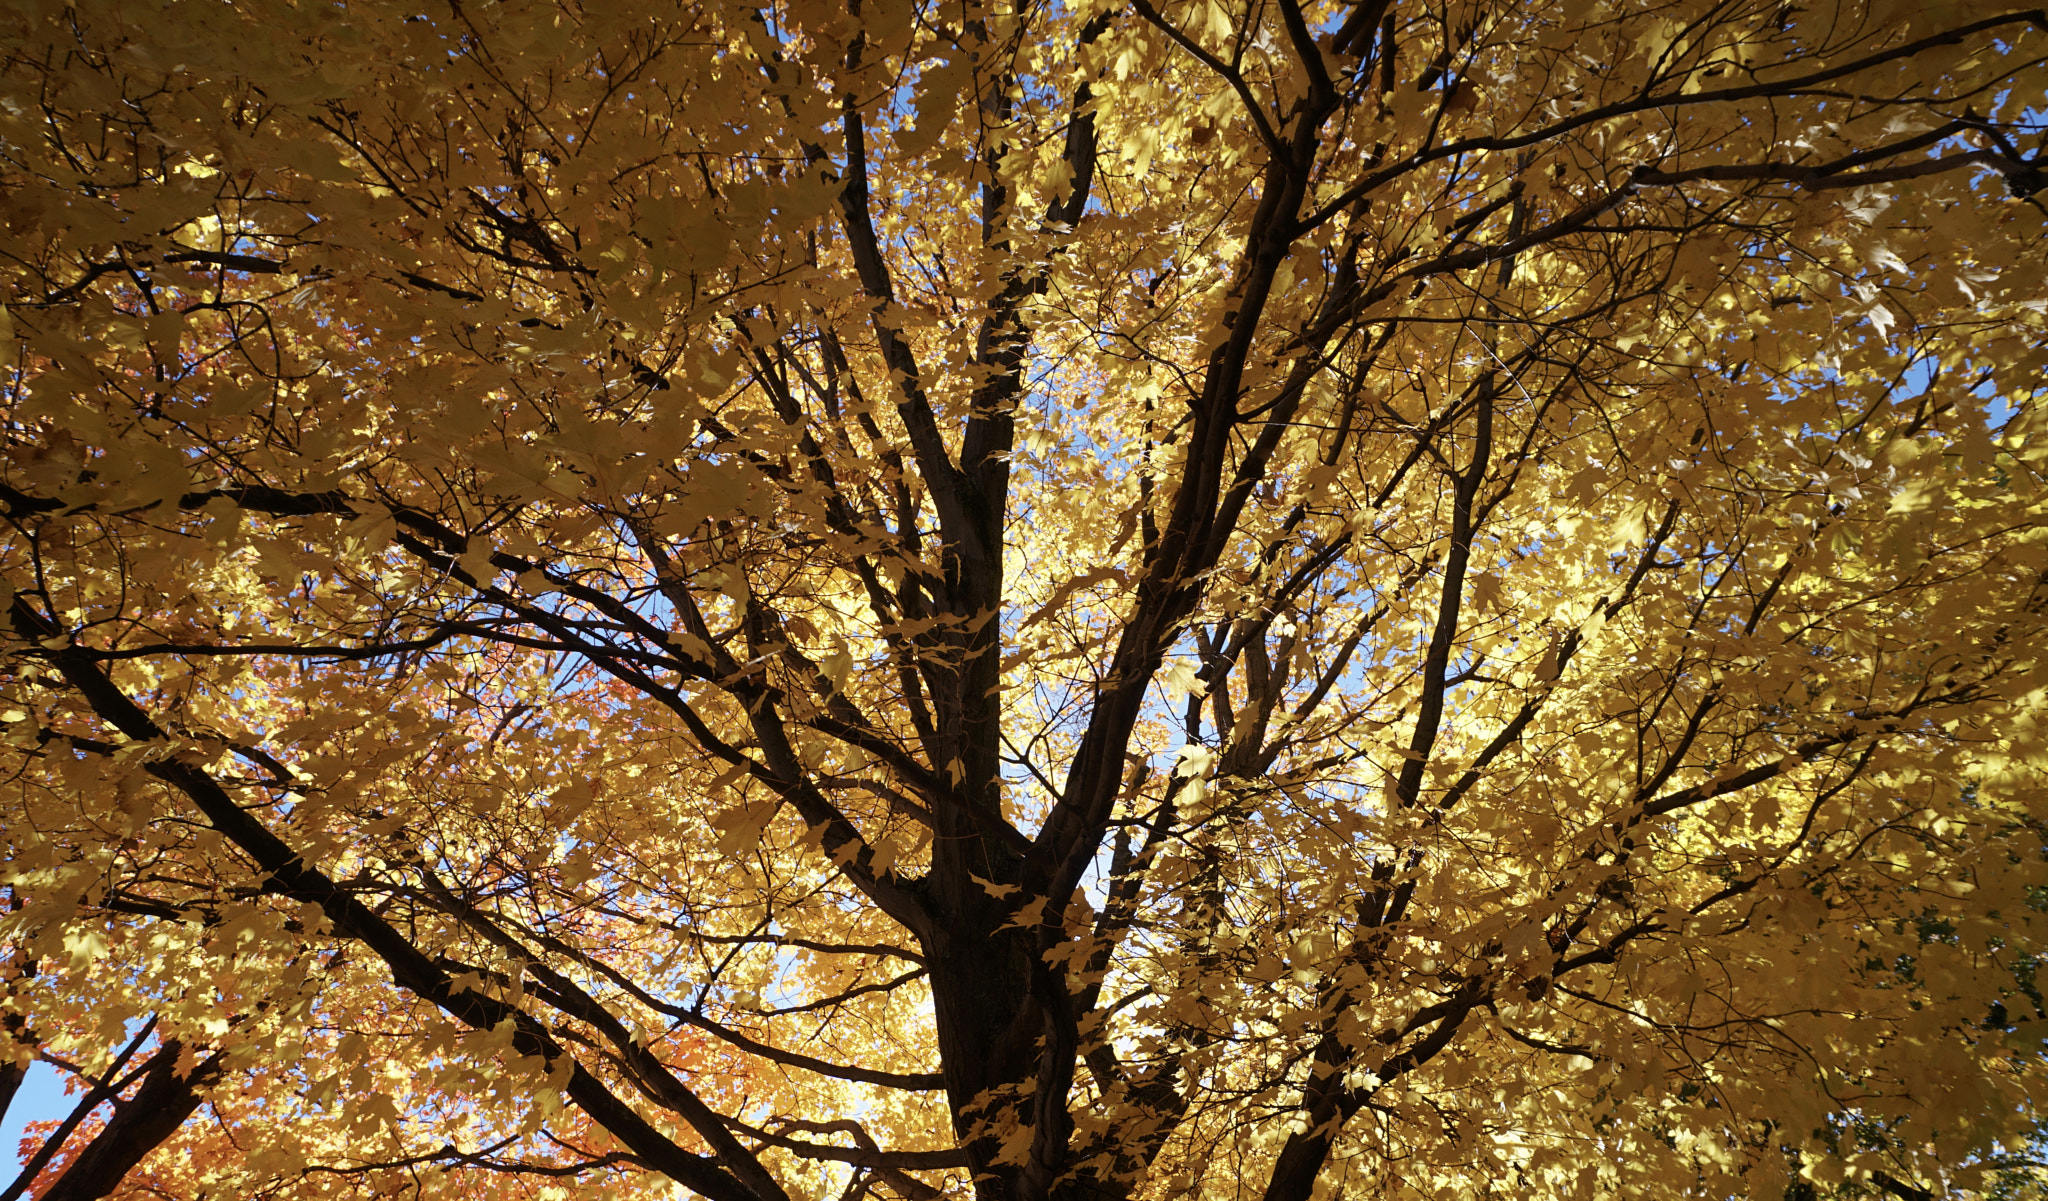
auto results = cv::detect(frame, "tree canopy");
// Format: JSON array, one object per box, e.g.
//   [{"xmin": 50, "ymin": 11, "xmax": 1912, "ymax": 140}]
[{"xmin": 2, "ymin": 0, "xmax": 2048, "ymax": 1198}]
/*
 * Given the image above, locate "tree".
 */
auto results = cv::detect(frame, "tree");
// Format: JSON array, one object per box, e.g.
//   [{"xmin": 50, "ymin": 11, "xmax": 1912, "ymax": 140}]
[
  {"xmin": 2, "ymin": 1014, "xmax": 227, "ymax": 1201},
  {"xmin": 1, "ymin": 0, "xmax": 2046, "ymax": 1197}
]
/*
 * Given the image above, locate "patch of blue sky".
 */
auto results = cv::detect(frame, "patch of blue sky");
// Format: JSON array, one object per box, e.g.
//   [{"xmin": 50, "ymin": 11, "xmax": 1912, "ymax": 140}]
[{"xmin": 0, "ymin": 1059, "xmax": 68, "ymax": 1171}]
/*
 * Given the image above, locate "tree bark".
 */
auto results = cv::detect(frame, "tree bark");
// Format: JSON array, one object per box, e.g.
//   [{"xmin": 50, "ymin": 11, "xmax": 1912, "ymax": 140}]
[{"xmin": 21, "ymin": 1041, "xmax": 221, "ymax": 1201}]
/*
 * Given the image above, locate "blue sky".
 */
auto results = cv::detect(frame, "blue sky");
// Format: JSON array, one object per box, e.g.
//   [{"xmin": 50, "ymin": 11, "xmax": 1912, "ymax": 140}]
[{"xmin": 2, "ymin": 1058, "xmax": 69, "ymax": 1173}]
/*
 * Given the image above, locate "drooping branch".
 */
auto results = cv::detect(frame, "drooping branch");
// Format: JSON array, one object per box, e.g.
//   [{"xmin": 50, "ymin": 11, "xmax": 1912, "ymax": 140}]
[{"xmin": 9, "ymin": 597, "xmax": 790, "ymax": 1201}]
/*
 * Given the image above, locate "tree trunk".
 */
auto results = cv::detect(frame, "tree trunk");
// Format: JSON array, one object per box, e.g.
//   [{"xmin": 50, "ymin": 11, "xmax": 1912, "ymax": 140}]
[{"xmin": 38, "ymin": 1043, "xmax": 223, "ymax": 1201}]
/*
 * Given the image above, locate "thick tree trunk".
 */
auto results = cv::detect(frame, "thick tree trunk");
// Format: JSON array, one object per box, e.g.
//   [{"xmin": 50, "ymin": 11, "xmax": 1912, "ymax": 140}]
[
  {"xmin": 37, "ymin": 1043, "xmax": 223, "ymax": 1201},
  {"xmin": 0, "ymin": 1060, "xmax": 22, "ymax": 1133}
]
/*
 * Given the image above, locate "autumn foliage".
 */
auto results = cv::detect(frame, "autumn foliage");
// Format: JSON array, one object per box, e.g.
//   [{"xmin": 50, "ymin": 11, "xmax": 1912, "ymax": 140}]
[{"xmin": 2, "ymin": 0, "xmax": 2047, "ymax": 1198}]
